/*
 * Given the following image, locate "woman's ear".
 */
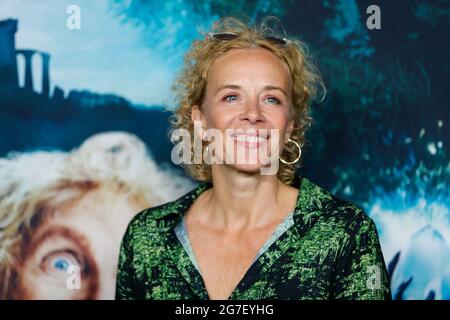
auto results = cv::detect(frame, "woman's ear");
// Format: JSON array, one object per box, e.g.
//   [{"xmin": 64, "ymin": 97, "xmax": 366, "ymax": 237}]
[
  {"xmin": 285, "ymin": 119, "xmax": 295, "ymax": 143},
  {"xmin": 191, "ymin": 105, "xmax": 201, "ymax": 122},
  {"xmin": 191, "ymin": 105, "xmax": 206, "ymax": 139}
]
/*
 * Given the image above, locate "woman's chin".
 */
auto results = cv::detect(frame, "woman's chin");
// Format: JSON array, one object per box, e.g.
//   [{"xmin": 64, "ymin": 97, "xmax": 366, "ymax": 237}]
[{"xmin": 227, "ymin": 162, "xmax": 269, "ymax": 175}]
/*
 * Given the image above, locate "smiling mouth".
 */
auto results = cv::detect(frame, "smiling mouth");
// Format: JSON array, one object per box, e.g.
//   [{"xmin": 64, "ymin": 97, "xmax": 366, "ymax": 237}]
[
  {"xmin": 232, "ymin": 135, "xmax": 268, "ymax": 143},
  {"xmin": 230, "ymin": 132, "xmax": 271, "ymax": 150}
]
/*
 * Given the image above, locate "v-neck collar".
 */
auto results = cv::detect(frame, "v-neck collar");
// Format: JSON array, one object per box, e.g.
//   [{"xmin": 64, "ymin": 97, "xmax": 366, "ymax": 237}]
[
  {"xmin": 174, "ymin": 207, "xmax": 295, "ymax": 274},
  {"xmin": 156, "ymin": 175, "xmax": 333, "ymax": 299}
]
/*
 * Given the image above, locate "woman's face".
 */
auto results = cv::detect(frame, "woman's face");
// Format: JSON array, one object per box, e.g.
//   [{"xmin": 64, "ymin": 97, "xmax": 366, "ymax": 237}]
[
  {"xmin": 192, "ymin": 47, "xmax": 294, "ymax": 173},
  {"xmin": 16, "ymin": 187, "xmax": 142, "ymax": 300}
]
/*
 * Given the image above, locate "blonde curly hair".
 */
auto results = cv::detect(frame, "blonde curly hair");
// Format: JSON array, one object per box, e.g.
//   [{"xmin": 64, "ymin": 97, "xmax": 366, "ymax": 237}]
[{"xmin": 170, "ymin": 16, "xmax": 324, "ymax": 185}]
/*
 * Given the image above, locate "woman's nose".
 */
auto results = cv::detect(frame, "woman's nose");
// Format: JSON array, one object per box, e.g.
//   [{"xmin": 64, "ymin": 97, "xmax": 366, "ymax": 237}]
[{"xmin": 239, "ymin": 101, "xmax": 264, "ymax": 124}]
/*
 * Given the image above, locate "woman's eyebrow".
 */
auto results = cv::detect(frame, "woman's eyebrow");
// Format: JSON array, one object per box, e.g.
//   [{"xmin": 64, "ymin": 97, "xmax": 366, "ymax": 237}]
[
  {"xmin": 215, "ymin": 84, "xmax": 287, "ymax": 96},
  {"xmin": 215, "ymin": 84, "xmax": 240, "ymax": 94},
  {"xmin": 263, "ymin": 85, "xmax": 287, "ymax": 96}
]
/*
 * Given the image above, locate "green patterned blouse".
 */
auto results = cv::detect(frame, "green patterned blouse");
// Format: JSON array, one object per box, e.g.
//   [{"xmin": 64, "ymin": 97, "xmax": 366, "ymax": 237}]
[{"xmin": 116, "ymin": 175, "xmax": 391, "ymax": 300}]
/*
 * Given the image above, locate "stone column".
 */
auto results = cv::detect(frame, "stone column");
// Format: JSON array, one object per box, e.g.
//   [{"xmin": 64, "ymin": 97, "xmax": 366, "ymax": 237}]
[
  {"xmin": 41, "ymin": 52, "xmax": 50, "ymax": 97},
  {"xmin": 17, "ymin": 49, "xmax": 36, "ymax": 91},
  {"xmin": 0, "ymin": 19, "xmax": 18, "ymax": 88}
]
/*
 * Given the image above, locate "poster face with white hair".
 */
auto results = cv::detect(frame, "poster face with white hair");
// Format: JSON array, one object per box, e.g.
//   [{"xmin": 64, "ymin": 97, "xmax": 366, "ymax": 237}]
[
  {"xmin": 0, "ymin": 1, "xmax": 449, "ymax": 300},
  {"xmin": 0, "ymin": 132, "xmax": 194, "ymax": 299}
]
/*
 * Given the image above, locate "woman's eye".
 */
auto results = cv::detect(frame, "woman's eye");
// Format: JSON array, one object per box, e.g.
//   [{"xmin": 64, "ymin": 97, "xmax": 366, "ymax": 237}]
[
  {"xmin": 265, "ymin": 97, "xmax": 281, "ymax": 105},
  {"xmin": 223, "ymin": 95, "xmax": 238, "ymax": 103}
]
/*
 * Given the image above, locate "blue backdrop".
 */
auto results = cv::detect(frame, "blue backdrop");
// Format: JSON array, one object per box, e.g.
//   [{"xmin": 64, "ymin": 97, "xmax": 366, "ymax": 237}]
[{"xmin": 0, "ymin": 0, "xmax": 449, "ymax": 299}]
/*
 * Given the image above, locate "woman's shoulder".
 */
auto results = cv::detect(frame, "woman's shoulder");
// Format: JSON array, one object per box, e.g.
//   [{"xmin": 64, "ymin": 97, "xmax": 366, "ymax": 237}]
[
  {"xmin": 298, "ymin": 176, "xmax": 378, "ymax": 237},
  {"xmin": 125, "ymin": 182, "xmax": 209, "ymax": 236}
]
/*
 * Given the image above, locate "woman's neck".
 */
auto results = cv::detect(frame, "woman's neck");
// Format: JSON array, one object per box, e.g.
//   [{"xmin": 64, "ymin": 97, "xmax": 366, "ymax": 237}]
[{"xmin": 198, "ymin": 165, "xmax": 298, "ymax": 232}]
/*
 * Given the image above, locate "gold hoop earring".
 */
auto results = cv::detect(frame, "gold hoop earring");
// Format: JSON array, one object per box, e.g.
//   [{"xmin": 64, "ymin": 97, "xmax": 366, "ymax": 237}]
[{"xmin": 280, "ymin": 138, "xmax": 302, "ymax": 165}]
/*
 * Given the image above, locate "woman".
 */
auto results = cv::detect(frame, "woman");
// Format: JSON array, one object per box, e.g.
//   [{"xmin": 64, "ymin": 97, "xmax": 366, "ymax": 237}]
[
  {"xmin": 116, "ymin": 17, "xmax": 391, "ymax": 300},
  {"xmin": 0, "ymin": 131, "xmax": 192, "ymax": 299}
]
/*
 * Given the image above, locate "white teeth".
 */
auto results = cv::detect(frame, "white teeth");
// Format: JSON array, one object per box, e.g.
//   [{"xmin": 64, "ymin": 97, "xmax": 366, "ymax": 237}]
[{"xmin": 233, "ymin": 135, "xmax": 267, "ymax": 143}]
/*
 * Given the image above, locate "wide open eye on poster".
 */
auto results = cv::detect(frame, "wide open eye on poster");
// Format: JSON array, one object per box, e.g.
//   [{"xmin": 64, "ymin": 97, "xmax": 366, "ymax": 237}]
[{"xmin": 0, "ymin": 1, "xmax": 449, "ymax": 301}]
